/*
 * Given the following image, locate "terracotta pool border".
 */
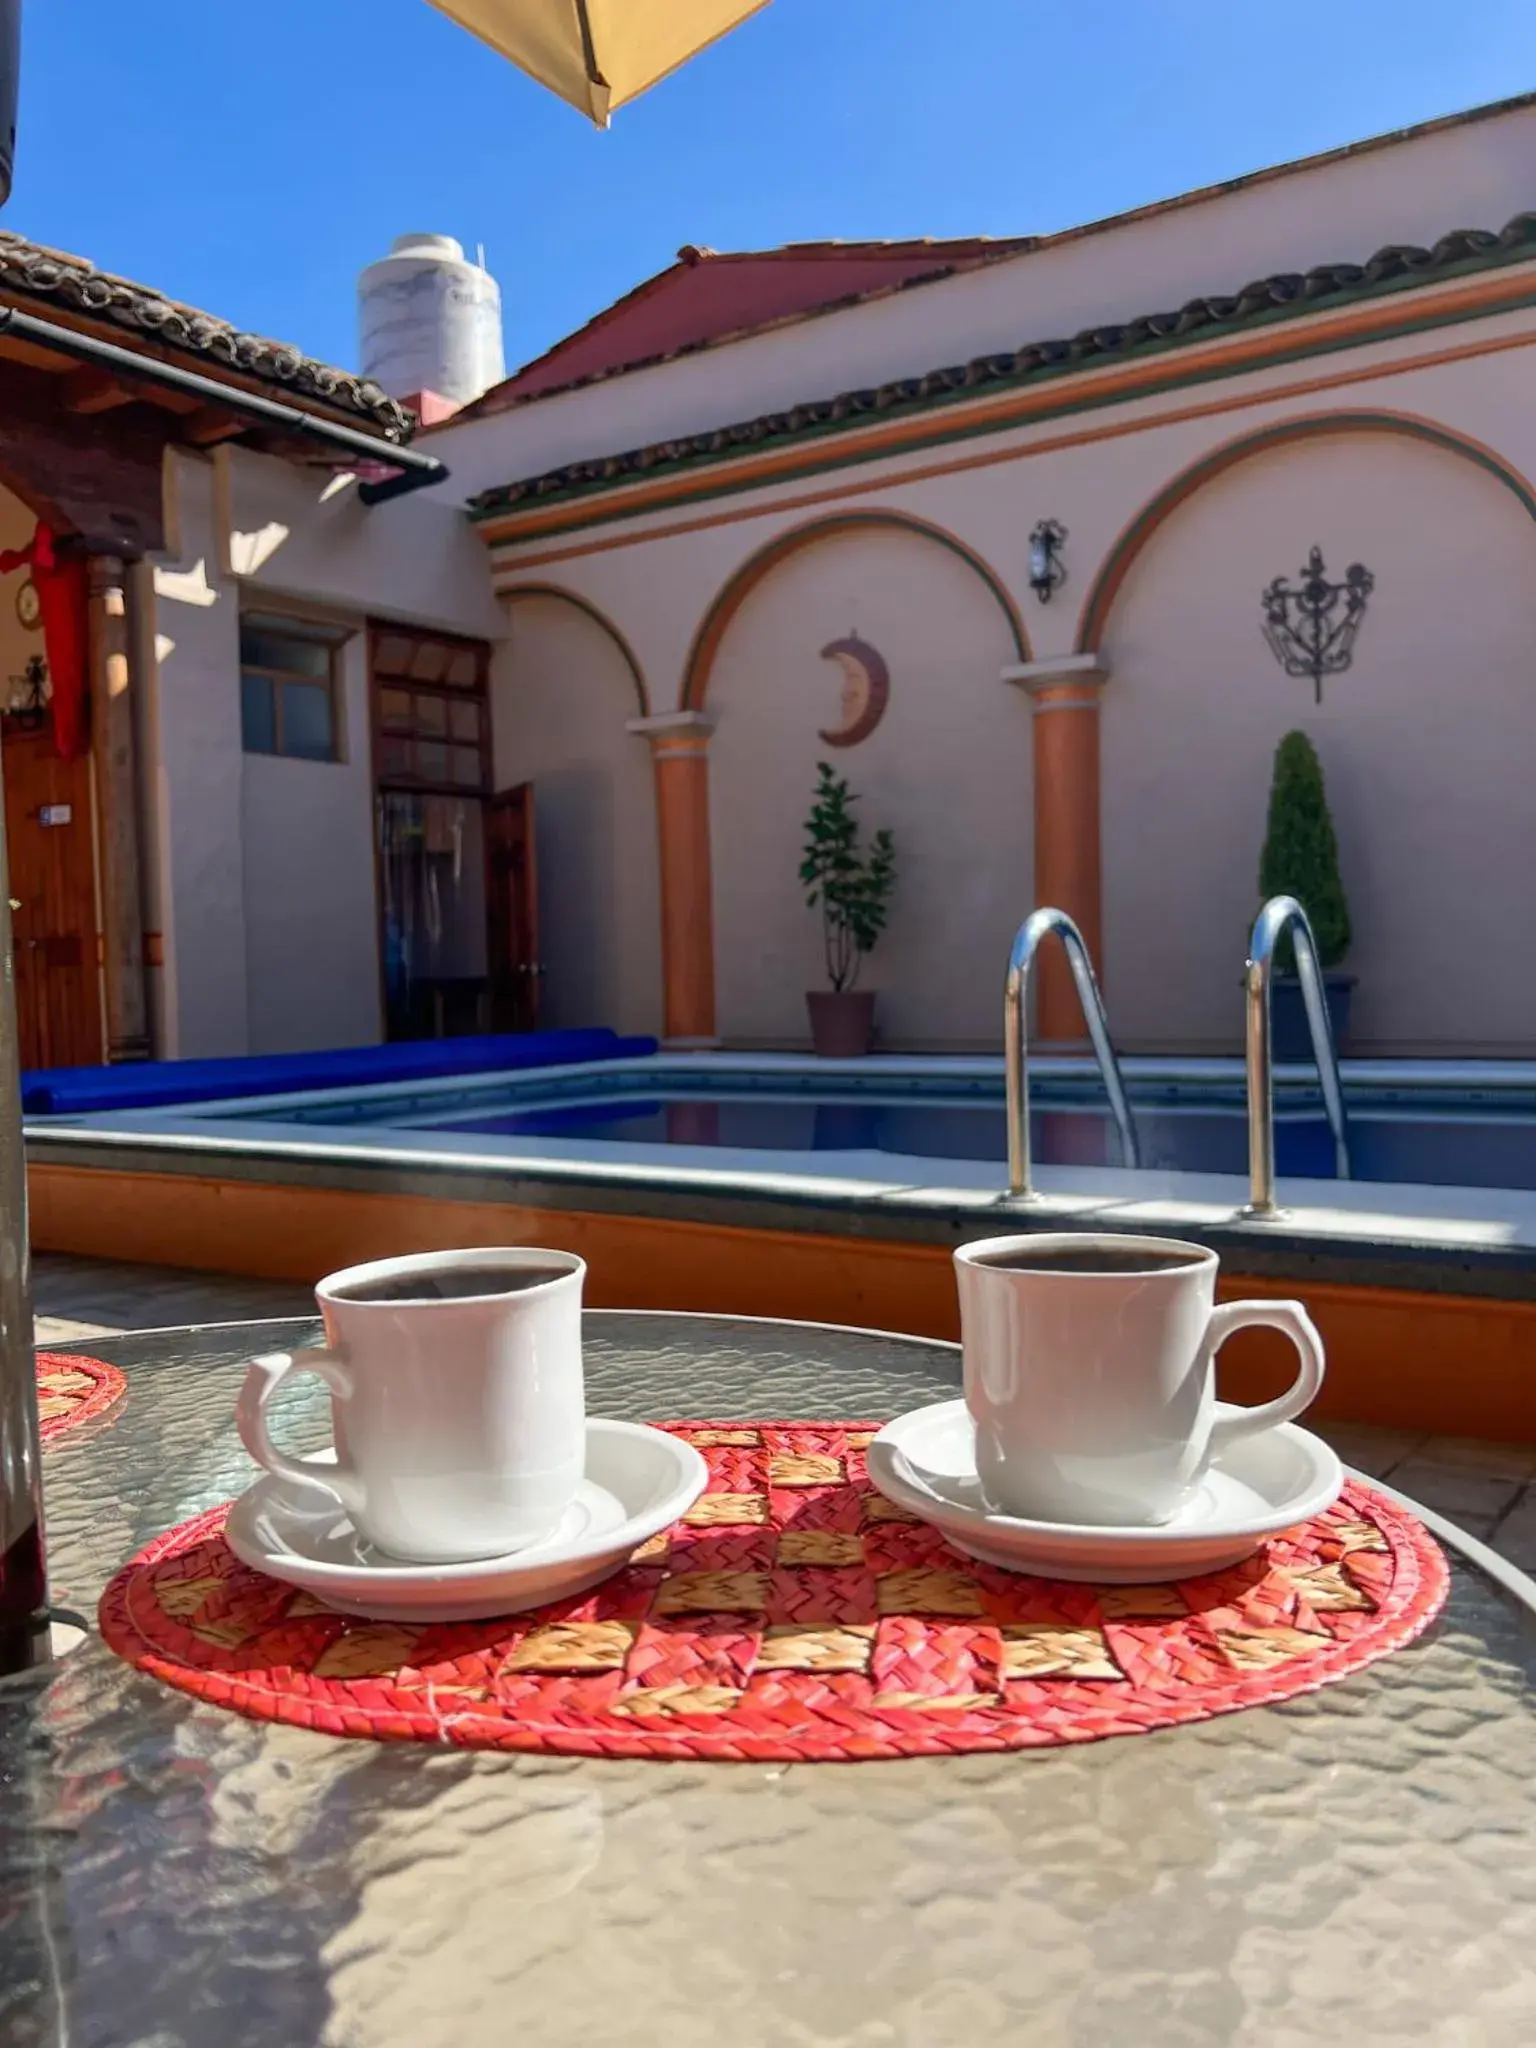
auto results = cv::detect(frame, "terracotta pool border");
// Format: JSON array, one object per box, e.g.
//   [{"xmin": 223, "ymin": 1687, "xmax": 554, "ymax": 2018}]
[{"xmin": 25, "ymin": 1129, "xmax": 1536, "ymax": 1444}]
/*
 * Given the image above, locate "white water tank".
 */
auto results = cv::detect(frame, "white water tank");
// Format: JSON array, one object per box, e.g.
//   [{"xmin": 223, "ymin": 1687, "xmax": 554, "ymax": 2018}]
[{"xmin": 357, "ymin": 233, "xmax": 505, "ymax": 405}]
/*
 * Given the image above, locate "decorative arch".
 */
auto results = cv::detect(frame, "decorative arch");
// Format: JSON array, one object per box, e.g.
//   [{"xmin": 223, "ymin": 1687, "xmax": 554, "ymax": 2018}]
[
  {"xmin": 500, "ymin": 581, "xmax": 650, "ymax": 715},
  {"xmin": 681, "ymin": 509, "xmax": 1030, "ymax": 711},
  {"xmin": 1074, "ymin": 409, "xmax": 1536, "ymax": 653}
]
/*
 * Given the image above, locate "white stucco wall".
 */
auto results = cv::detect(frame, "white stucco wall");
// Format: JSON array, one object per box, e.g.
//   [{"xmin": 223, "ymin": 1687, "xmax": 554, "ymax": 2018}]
[
  {"xmin": 490, "ymin": 595, "xmax": 661, "ymax": 1036},
  {"xmin": 240, "ymin": 632, "xmax": 382, "ymax": 1053},
  {"xmin": 134, "ymin": 96, "xmax": 1536, "ymax": 1067},
  {"xmin": 1100, "ymin": 428, "xmax": 1536, "ymax": 1055},
  {"xmin": 706, "ymin": 525, "xmax": 1029, "ymax": 1048},
  {"xmin": 478, "ymin": 285, "xmax": 1536, "ymax": 1056},
  {"xmin": 152, "ymin": 454, "xmax": 249, "ymax": 1056},
  {"xmin": 428, "ymin": 98, "xmax": 1536, "ymax": 499},
  {"xmin": 218, "ymin": 446, "xmax": 504, "ymax": 640},
  {"xmin": 147, "ymin": 449, "xmax": 505, "ymax": 1058}
]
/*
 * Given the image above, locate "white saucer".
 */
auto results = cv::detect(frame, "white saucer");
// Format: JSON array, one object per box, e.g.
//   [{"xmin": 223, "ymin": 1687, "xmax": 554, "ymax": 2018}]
[
  {"xmin": 225, "ymin": 1419, "xmax": 707, "ymax": 1622},
  {"xmin": 867, "ymin": 1401, "xmax": 1343, "ymax": 1582}
]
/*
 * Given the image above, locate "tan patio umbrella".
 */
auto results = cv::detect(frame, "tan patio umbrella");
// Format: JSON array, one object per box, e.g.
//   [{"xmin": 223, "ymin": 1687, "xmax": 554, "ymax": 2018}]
[{"xmin": 430, "ymin": 0, "xmax": 770, "ymax": 125}]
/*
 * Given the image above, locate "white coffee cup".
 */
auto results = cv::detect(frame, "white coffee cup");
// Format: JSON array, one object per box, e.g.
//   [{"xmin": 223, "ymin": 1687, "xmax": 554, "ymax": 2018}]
[
  {"xmin": 954, "ymin": 1233, "xmax": 1324, "ymax": 1527},
  {"xmin": 236, "ymin": 1246, "xmax": 586, "ymax": 1562}
]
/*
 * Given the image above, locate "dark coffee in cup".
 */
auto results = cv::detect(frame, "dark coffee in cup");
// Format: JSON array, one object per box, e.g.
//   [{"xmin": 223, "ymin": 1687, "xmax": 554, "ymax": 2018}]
[
  {"xmin": 967, "ymin": 1244, "xmax": 1206, "ymax": 1277},
  {"xmin": 330, "ymin": 1263, "xmax": 570, "ymax": 1304}
]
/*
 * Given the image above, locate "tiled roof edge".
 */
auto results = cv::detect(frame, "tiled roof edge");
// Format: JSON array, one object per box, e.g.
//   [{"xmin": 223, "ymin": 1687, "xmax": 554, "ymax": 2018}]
[
  {"xmin": 453, "ymin": 239, "xmax": 1037, "ymax": 424},
  {"xmin": 468, "ymin": 215, "xmax": 1536, "ymax": 519},
  {"xmin": 0, "ymin": 233, "xmax": 414, "ymax": 439}
]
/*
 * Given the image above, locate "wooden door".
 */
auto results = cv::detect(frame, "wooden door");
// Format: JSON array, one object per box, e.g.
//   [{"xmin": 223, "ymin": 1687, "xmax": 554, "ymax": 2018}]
[
  {"xmin": 486, "ymin": 783, "xmax": 540, "ymax": 1032},
  {"xmin": 1, "ymin": 726, "xmax": 101, "ymax": 1070}
]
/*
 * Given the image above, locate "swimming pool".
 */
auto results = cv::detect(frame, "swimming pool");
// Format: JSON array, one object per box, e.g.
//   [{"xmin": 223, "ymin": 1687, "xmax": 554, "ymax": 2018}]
[{"xmin": 77, "ymin": 1052, "xmax": 1536, "ymax": 1193}]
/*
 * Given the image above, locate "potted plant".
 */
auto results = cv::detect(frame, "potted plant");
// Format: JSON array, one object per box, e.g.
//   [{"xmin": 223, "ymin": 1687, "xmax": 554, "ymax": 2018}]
[
  {"xmin": 1257, "ymin": 730, "xmax": 1354, "ymax": 1059},
  {"xmin": 800, "ymin": 760, "xmax": 897, "ymax": 1057}
]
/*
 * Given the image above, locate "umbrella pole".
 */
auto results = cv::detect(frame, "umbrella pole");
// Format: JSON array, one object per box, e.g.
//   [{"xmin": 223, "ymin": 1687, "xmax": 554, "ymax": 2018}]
[
  {"xmin": 0, "ymin": 0, "xmax": 50, "ymax": 1684},
  {"xmin": 0, "ymin": 812, "xmax": 46, "ymax": 1679}
]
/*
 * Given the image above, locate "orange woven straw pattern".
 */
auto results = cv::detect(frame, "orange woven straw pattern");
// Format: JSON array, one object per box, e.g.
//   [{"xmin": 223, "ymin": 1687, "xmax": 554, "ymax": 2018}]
[
  {"xmin": 98, "ymin": 1421, "xmax": 1448, "ymax": 1761},
  {"xmin": 37, "ymin": 1352, "xmax": 127, "ymax": 1442}
]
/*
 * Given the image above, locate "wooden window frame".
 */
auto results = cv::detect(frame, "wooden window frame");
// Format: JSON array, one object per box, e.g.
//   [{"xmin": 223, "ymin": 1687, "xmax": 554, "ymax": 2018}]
[
  {"xmin": 367, "ymin": 622, "xmax": 491, "ymax": 798},
  {"xmin": 240, "ymin": 611, "xmax": 351, "ymax": 764}
]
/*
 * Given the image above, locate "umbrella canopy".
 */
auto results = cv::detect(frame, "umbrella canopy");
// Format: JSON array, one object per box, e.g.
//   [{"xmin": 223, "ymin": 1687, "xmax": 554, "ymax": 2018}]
[{"xmin": 430, "ymin": 0, "xmax": 769, "ymax": 126}]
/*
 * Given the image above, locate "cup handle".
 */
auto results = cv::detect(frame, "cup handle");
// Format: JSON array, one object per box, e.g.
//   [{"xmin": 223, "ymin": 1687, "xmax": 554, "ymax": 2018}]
[
  {"xmin": 236, "ymin": 1347, "xmax": 364, "ymax": 1515},
  {"xmin": 1201, "ymin": 1300, "xmax": 1325, "ymax": 1456}
]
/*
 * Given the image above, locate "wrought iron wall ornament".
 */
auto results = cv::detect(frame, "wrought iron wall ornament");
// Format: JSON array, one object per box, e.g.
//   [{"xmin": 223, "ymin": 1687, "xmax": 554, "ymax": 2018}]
[
  {"xmin": 1027, "ymin": 519, "xmax": 1067, "ymax": 603},
  {"xmin": 1261, "ymin": 546, "xmax": 1374, "ymax": 704}
]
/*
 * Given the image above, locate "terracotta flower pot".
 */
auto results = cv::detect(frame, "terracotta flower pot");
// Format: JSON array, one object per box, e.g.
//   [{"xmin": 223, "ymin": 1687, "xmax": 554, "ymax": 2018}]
[{"xmin": 806, "ymin": 990, "xmax": 877, "ymax": 1057}]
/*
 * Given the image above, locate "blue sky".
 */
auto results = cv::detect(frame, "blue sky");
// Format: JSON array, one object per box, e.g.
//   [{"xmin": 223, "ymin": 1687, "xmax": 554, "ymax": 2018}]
[{"xmin": 10, "ymin": 2, "xmax": 1536, "ymax": 379}]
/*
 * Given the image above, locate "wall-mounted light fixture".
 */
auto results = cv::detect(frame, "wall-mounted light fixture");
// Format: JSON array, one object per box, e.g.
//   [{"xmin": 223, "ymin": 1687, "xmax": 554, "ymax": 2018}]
[
  {"xmin": 1027, "ymin": 519, "xmax": 1068, "ymax": 604},
  {"xmin": 1261, "ymin": 546, "xmax": 1373, "ymax": 704}
]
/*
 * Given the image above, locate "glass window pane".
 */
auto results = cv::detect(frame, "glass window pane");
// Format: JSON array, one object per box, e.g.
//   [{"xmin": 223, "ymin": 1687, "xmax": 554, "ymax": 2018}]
[
  {"xmin": 281, "ymin": 681, "xmax": 335, "ymax": 761},
  {"xmin": 240, "ymin": 625, "xmax": 330, "ymax": 679},
  {"xmin": 417, "ymin": 740, "xmax": 449, "ymax": 785},
  {"xmin": 445, "ymin": 647, "xmax": 480, "ymax": 689},
  {"xmin": 374, "ymin": 633, "xmax": 414, "ymax": 676},
  {"xmin": 414, "ymin": 693, "xmax": 447, "ymax": 735},
  {"xmin": 381, "ymin": 737, "xmax": 412, "ymax": 780},
  {"xmin": 409, "ymin": 640, "xmax": 449, "ymax": 683},
  {"xmin": 381, "ymin": 687, "xmax": 413, "ymax": 733},
  {"xmin": 450, "ymin": 745, "xmax": 481, "ymax": 788},
  {"xmin": 241, "ymin": 671, "xmax": 276, "ymax": 753},
  {"xmin": 448, "ymin": 699, "xmax": 479, "ymax": 742}
]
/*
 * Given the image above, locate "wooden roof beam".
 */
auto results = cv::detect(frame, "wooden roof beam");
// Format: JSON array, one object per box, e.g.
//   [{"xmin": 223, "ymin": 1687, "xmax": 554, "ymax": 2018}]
[
  {"xmin": 180, "ymin": 405, "xmax": 248, "ymax": 448},
  {"xmin": 60, "ymin": 365, "xmax": 139, "ymax": 414}
]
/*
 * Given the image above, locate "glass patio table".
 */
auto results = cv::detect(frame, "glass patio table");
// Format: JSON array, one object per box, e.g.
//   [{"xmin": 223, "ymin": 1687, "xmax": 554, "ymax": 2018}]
[{"xmin": 3, "ymin": 1310, "xmax": 1534, "ymax": 2048}]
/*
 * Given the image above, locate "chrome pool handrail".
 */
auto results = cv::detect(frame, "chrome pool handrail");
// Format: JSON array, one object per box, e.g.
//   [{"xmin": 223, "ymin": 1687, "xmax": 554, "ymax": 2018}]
[
  {"xmin": 1005, "ymin": 907, "xmax": 1140, "ymax": 1200},
  {"xmin": 1241, "ymin": 894, "xmax": 1351, "ymax": 1219}
]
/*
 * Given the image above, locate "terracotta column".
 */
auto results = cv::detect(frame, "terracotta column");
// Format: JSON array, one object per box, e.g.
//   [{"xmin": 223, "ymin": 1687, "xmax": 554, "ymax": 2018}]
[
  {"xmin": 627, "ymin": 710, "xmax": 719, "ymax": 1046},
  {"xmin": 87, "ymin": 554, "xmax": 150, "ymax": 1062},
  {"xmin": 1002, "ymin": 653, "xmax": 1110, "ymax": 1046}
]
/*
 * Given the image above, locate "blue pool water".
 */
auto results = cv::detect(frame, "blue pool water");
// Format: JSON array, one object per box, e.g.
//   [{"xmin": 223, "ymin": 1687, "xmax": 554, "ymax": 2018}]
[{"xmin": 203, "ymin": 1060, "xmax": 1536, "ymax": 1191}]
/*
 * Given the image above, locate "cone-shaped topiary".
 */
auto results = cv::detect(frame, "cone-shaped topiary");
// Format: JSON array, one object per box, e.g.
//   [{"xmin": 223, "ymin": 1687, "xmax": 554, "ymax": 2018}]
[{"xmin": 1258, "ymin": 731, "xmax": 1352, "ymax": 971}]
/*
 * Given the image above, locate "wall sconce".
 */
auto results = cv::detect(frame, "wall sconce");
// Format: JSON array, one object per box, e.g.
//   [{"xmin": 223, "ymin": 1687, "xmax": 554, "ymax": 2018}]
[
  {"xmin": 1027, "ymin": 519, "xmax": 1067, "ymax": 603},
  {"xmin": 3, "ymin": 652, "xmax": 49, "ymax": 731},
  {"xmin": 1261, "ymin": 545, "xmax": 1373, "ymax": 704}
]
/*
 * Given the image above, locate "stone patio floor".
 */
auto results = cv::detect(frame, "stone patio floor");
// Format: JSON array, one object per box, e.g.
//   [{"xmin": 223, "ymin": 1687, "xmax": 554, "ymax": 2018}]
[{"xmin": 30, "ymin": 1251, "xmax": 1536, "ymax": 1578}]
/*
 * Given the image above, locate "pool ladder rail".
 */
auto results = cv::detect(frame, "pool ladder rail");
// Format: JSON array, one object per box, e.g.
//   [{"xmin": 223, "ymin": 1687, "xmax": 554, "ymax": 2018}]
[
  {"xmin": 1004, "ymin": 907, "xmax": 1140, "ymax": 1201},
  {"xmin": 1002, "ymin": 896, "xmax": 1351, "ymax": 1215},
  {"xmin": 1240, "ymin": 894, "xmax": 1351, "ymax": 1219}
]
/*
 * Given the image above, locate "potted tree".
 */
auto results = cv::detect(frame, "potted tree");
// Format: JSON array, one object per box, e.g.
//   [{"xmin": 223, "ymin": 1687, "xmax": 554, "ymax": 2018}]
[
  {"xmin": 1257, "ymin": 730, "xmax": 1354, "ymax": 1059},
  {"xmin": 800, "ymin": 760, "xmax": 897, "ymax": 1057}
]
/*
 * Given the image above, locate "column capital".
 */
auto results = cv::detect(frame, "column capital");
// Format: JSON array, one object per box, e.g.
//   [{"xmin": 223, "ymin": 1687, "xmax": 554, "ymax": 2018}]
[
  {"xmin": 628, "ymin": 709, "xmax": 716, "ymax": 760},
  {"xmin": 1001, "ymin": 652, "xmax": 1110, "ymax": 706},
  {"xmin": 85, "ymin": 552, "xmax": 128, "ymax": 603},
  {"xmin": 627, "ymin": 709, "xmax": 717, "ymax": 739}
]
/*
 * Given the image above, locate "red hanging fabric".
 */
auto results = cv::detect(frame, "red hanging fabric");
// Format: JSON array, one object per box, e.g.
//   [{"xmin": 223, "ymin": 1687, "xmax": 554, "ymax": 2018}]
[{"xmin": 0, "ymin": 523, "xmax": 90, "ymax": 758}]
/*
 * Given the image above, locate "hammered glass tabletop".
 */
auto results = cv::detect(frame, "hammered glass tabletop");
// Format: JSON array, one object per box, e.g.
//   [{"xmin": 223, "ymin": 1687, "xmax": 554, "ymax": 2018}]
[{"xmin": 2, "ymin": 1311, "xmax": 1533, "ymax": 2048}]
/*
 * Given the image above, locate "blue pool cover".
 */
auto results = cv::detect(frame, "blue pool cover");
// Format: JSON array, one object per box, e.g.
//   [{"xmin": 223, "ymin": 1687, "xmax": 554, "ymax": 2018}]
[{"xmin": 22, "ymin": 1028, "xmax": 658, "ymax": 1117}]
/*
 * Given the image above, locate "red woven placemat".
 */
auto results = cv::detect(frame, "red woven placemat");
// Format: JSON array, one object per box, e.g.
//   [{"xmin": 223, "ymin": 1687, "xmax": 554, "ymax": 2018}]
[
  {"xmin": 99, "ymin": 1420, "xmax": 1448, "ymax": 1761},
  {"xmin": 37, "ymin": 1351, "xmax": 126, "ymax": 1442}
]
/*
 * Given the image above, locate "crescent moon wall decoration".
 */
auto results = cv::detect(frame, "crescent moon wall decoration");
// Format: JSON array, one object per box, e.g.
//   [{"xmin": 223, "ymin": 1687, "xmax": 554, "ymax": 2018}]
[{"xmin": 818, "ymin": 633, "xmax": 890, "ymax": 748}]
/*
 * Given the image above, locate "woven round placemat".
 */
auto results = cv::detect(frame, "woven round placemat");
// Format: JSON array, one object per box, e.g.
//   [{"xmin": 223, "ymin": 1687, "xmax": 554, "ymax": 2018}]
[
  {"xmin": 99, "ymin": 1420, "xmax": 1448, "ymax": 1761},
  {"xmin": 37, "ymin": 1351, "xmax": 126, "ymax": 1442}
]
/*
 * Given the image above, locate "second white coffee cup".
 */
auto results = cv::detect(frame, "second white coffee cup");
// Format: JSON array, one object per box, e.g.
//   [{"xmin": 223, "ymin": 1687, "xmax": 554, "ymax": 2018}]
[
  {"xmin": 955, "ymin": 1232, "xmax": 1325, "ymax": 1527},
  {"xmin": 236, "ymin": 1246, "xmax": 586, "ymax": 1562}
]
